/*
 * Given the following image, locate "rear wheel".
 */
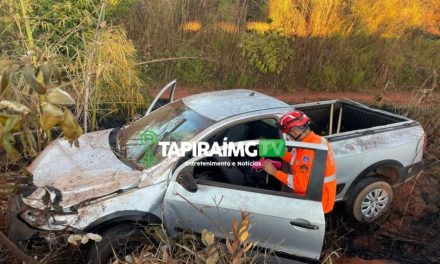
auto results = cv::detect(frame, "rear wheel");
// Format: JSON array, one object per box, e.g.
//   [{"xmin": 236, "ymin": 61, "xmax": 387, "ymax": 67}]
[
  {"xmin": 87, "ymin": 223, "xmax": 156, "ymax": 264},
  {"xmin": 346, "ymin": 177, "xmax": 393, "ymax": 222}
]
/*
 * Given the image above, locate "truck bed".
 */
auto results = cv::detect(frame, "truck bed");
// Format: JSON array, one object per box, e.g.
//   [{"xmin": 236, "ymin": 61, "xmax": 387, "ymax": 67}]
[
  {"xmin": 293, "ymin": 99, "xmax": 411, "ymax": 137},
  {"xmin": 293, "ymin": 99, "xmax": 424, "ymax": 200}
]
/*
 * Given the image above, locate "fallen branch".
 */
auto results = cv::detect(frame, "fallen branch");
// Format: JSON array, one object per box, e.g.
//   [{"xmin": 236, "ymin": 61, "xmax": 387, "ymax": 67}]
[
  {"xmin": 0, "ymin": 230, "xmax": 37, "ymax": 263},
  {"xmin": 136, "ymin": 56, "xmax": 214, "ymax": 66}
]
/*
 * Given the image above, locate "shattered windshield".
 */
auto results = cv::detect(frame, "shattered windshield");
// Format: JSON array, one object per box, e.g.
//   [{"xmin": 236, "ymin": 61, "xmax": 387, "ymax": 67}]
[{"xmin": 118, "ymin": 100, "xmax": 214, "ymax": 168}]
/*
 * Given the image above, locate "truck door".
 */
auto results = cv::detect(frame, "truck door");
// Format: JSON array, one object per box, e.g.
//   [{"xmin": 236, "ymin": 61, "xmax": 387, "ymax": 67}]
[
  {"xmin": 145, "ymin": 80, "xmax": 177, "ymax": 115},
  {"xmin": 163, "ymin": 141, "xmax": 327, "ymax": 262}
]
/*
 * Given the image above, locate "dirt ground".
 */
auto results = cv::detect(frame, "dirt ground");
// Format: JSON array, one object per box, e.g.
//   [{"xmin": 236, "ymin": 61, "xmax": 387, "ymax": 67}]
[
  {"xmin": 0, "ymin": 88, "xmax": 439, "ymax": 263},
  {"xmin": 328, "ymin": 163, "xmax": 440, "ymax": 263}
]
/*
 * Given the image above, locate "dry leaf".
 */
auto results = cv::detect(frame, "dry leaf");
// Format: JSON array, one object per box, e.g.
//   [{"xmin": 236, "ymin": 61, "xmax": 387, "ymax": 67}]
[
  {"xmin": 81, "ymin": 235, "xmax": 89, "ymax": 244},
  {"xmin": 22, "ymin": 62, "xmax": 47, "ymax": 94},
  {"xmin": 238, "ymin": 231, "xmax": 249, "ymax": 243},
  {"xmin": 61, "ymin": 109, "xmax": 83, "ymax": 146},
  {"xmin": 40, "ymin": 112, "xmax": 64, "ymax": 131},
  {"xmin": 67, "ymin": 234, "xmax": 83, "ymax": 246},
  {"xmin": 232, "ymin": 220, "xmax": 239, "ymax": 235},
  {"xmin": 0, "ymin": 114, "xmax": 21, "ymax": 131},
  {"xmin": 19, "ymin": 128, "xmax": 37, "ymax": 157},
  {"xmin": 243, "ymin": 243, "xmax": 253, "ymax": 253},
  {"xmin": 42, "ymin": 102, "xmax": 64, "ymax": 116},
  {"xmin": 40, "ymin": 61, "xmax": 52, "ymax": 87},
  {"xmin": 206, "ymin": 246, "xmax": 219, "ymax": 262},
  {"xmin": 1, "ymin": 132, "xmax": 20, "ymax": 162},
  {"xmin": 47, "ymin": 88, "xmax": 75, "ymax": 105},
  {"xmin": 226, "ymin": 239, "xmax": 233, "ymax": 254},
  {"xmin": 0, "ymin": 100, "xmax": 31, "ymax": 115},
  {"xmin": 202, "ymin": 229, "xmax": 215, "ymax": 246},
  {"xmin": 0, "ymin": 61, "xmax": 19, "ymax": 94},
  {"xmin": 86, "ymin": 233, "xmax": 102, "ymax": 242},
  {"xmin": 0, "ymin": 70, "xmax": 10, "ymax": 94},
  {"xmin": 3, "ymin": 115, "xmax": 21, "ymax": 132}
]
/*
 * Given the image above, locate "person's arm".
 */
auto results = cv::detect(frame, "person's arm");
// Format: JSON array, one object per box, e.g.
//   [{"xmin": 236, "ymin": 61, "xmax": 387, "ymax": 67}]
[
  {"xmin": 264, "ymin": 149, "xmax": 315, "ymax": 195},
  {"xmin": 263, "ymin": 161, "xmax": 294, "ymax": 189},
  {"xmin": 274, "ymin": 170, "xmax": 294, "ymax": 189},
  {"xmin": 280, "ymin": 148, "xmax": 293, "ymax": 164},
  {"xmin": 273, "ymin": 166, "xmax": 310, "ymax": 194}
]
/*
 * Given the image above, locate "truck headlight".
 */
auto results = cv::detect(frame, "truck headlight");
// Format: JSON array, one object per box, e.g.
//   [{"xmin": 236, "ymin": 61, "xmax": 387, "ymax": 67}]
[{"xmin": 20, "ymin": 209, "xmax": 50, "ymax": 228}]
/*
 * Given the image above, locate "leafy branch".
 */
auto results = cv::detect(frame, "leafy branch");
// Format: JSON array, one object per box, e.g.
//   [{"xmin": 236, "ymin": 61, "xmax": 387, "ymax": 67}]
[{"xmin": 0, "ymin": 50, "xmax": 82, "ymax": 161}]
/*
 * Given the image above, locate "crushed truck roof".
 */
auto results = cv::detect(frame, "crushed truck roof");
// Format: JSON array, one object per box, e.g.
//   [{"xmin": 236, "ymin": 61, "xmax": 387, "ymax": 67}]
[{"xmin": 182, "ymin": 89, "xmax": 290, "ymax": 121}]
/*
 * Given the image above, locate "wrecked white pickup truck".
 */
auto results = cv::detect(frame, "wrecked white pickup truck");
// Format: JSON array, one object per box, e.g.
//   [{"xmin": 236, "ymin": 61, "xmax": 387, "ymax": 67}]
[{"xmin": 7, "ymin": 81, "xmax": 426, "ymax": 263}]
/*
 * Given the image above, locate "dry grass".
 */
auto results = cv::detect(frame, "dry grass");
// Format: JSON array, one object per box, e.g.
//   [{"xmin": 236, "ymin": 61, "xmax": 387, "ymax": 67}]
[
  {"xmin": 267, "ymin": 0, "xmax": 438, "ymax": 38},
  {"xmin": 373, "ymin": 78, "xmax": 440, "ymax": 156},
  {"xmin": 352, "ymin": 0, "xmax": 423, "ymax": 38},
  {"xmin": 111, "ymin": 212, "xmax": 260, "ymax": 264},
  {"xmin": 422, "ymin": 0, "xmax": 440, "ymax": 36},
  {"xmin": 87, "ymin": 26, "xmax": 146, "ymax": 129},
  {"xmin": 125, "ymin": 0, "xmax": 439, "ymax": 91},
  {"xmin": 269, "ymin": 0, "xmax": 351, "ymax": 37}
]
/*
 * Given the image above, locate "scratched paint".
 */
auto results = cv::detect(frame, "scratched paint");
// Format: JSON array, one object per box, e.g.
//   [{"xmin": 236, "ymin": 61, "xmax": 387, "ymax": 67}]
[{"xmin": 28, "ymin": 129, "xmax": 133, "ymax": 186}]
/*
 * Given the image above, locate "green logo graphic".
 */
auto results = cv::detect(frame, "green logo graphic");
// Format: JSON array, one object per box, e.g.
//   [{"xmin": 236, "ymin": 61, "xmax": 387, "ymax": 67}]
[
  {"xmin": 140, "ymin": 130, "xmax": 158, "ymax": 168},
  {"xmin": 259, "ymin": 139, "xmax": 286, "ymax": 157}
]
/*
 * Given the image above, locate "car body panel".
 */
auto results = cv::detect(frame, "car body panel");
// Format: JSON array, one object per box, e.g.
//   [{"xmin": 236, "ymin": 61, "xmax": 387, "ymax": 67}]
[
  {"xmin": 72, "ymin": 181, "xmax": 167, "ymax": 230},
  {"xmin": 22, "ymin": 170, "xmax": 141, "ymax": 209},
  {"xmin": 330, "ymin": 125, "xmax": 425, "ymax": 200},
  {"xmin": 28, "ymin": 129, "xmax": 132, "ymax": 186},
  {"xmin": 165, "ymin": 181, "xmax": 325, "ymax": 260}
]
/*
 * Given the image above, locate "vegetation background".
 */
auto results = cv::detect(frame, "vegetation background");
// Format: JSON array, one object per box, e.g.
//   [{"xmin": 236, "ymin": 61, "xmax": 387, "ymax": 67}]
[{"xmin": 1, "ymin": 0, "xmax": 438, "ymax": 163}]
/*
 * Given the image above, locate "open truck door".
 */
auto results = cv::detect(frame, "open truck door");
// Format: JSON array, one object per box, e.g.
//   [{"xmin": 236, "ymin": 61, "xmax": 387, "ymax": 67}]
[
  {"xmin": 163, "ymin": 140, "xmax": 327, "ymax": 262},
  {"xmin": 145, "ymin": 80, "xmax": 177, "ymax": 116}
]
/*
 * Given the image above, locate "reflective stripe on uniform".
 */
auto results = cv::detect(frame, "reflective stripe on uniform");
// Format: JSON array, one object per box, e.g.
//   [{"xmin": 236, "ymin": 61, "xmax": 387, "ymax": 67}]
[
  {"xmin": 290, "ymin": 149, "xmax": 296, "ymax": 165},
  {"xmin": 324, "ymin": 174, "xmax": 336, "ymax": 183},
  {"xmin": 287, "ymin": 174, "xmax": 294, "ymax": 188}
]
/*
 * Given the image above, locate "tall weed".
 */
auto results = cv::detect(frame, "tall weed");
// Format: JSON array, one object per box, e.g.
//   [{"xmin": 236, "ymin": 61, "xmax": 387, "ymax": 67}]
[{"xmin": 126, "ymin": 0, "xmax": 439, "ymax": 91}]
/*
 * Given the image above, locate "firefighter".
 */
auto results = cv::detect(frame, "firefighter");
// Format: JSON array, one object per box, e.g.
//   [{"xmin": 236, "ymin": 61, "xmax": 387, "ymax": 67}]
[{"xmin": 263, "ymin": 110, "xmax": 337, "ymax": 213}]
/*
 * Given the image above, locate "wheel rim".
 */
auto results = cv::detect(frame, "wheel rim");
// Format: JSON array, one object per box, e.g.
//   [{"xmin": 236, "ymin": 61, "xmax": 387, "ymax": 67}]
[{"xmin": 361, "ymin": 188, "xmax": 389, "ymax": 219}]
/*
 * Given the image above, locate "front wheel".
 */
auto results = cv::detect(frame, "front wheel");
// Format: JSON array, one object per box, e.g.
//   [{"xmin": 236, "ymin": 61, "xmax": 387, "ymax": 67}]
[
  {"xmin": 87, "ymin": 223, "xmax": 156, "ymax": 264},
  {"xmin": 346, "ymin": 177, "xmax": 393, "ymax": 222}
]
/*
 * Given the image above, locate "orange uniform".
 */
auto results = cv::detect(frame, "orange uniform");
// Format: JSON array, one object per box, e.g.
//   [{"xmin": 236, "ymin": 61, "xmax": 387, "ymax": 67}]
[{"xmin": 274, "ymin": 132, "xmax": 337, "ymax": 213}]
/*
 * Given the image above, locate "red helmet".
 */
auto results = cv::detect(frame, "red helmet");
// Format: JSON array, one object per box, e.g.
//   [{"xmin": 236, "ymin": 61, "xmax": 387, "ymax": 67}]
[{"xmin": 277, "ymin": 110, "xmax": 310, "ymax": 133}]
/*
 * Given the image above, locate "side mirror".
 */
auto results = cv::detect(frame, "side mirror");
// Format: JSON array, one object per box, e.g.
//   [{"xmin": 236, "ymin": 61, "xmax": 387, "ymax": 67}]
[{"xmin": 176, "ymin": 166, "xmax": 198, "ymax": 193}]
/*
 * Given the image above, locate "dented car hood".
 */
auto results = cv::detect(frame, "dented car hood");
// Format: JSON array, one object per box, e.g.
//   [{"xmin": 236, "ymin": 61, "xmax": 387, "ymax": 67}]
[{"xmin": 26, "ymin": 129, "xmax": 142, "ymax": 208}]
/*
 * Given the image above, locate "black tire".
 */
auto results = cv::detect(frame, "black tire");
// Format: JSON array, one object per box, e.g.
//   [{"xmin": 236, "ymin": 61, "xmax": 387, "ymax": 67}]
[
  {"xmin": 87, "ymin": 223, "xmax": 156, "ymax": 264},
  {"xmin": 345, "ymin": 177, "xmax": 393, "ymax": 222}
]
